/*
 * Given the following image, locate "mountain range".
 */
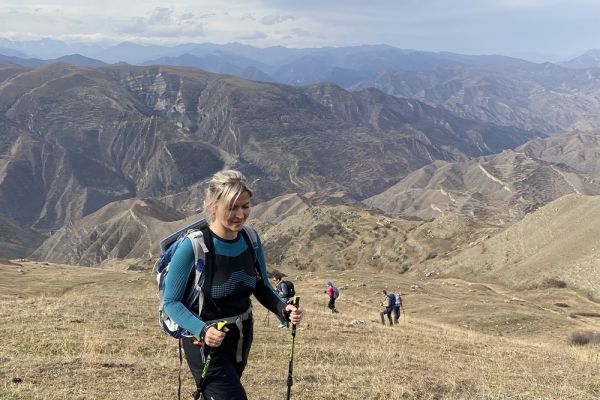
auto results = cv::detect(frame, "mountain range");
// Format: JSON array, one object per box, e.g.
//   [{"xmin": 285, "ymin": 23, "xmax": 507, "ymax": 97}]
[
  {"xmin": 2, "ymin": 39, "xmax": 599, "ymax": 87},
  {"xmin": 0, "ymin": 41, "xmax": 599, "ymax": 305},
  {"xmin": 0, "ymin": 63, "xmax": 539, "ymax": 234}
]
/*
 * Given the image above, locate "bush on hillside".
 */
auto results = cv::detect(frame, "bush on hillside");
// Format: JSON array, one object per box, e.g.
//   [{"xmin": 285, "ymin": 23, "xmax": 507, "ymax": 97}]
[
  {"xmin": 568, "ymin": 331, "xmax": 600, "ymax": 346},
  {"xmin": 541, "ymin": 278, "xmax": 567, "ymax": 288}
]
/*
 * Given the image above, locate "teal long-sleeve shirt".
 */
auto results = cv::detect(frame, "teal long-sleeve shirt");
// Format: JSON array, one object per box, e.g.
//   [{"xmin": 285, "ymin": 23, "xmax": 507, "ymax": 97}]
[{"xmin": 162, "ymin": 230, "xmax": 287, "ymax": 340}]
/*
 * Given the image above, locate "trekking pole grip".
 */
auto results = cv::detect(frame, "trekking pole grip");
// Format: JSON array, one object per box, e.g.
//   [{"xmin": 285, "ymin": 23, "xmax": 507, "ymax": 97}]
[
  {"xmin": 200, "ymin": 320, "xmax": 227, "ymax": 378},
  {"xmin": 290, "ymin": 296, "xmax": 300, "ymax": 325},
  {"xmin": 291, "ymin": 295, "xmax": 300, "ymax": 307},
  {"xmin": 215, "ymin": 320, "xmax": 227, "ymax": 331}
]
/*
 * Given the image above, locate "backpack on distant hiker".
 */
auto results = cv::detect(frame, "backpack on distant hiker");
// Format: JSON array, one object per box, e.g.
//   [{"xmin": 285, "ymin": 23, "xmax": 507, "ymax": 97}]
[
  {"xmin": 387, "ymin": 293, "xmax": 396, "ymax": 308},
  {"xmin": 154, "ymin": 217, "xmax": 260, "ymax": 338},
  {"xmin": 279, "ymin": 280, "xmax": 295, "ymax": 298},
  {"xmin": 332, "ymin": 285, "xmax": 339, "ymax": 299}
]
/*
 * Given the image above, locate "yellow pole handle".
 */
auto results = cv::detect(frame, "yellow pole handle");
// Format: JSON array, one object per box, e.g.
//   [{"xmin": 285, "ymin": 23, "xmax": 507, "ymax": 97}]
[{"xmin": 215, "ymin": 320, "xmax": 227, "ymax": 331}]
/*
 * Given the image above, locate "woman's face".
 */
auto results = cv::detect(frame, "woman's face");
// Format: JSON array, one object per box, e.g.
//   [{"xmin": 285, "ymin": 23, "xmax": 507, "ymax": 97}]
[{"xmin": 210, "ymin": 190, "xmax": 251, "ymax": 239}]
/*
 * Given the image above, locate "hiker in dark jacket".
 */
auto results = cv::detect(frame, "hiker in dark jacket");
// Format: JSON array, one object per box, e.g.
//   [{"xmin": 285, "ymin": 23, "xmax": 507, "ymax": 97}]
[
  {"xmin": 393, "ymin": 292, "xmax": 405, "ymax": 323},
  {"xmin": 162, "ymin": 170, "xmax": 304, "ymax": 400},
  {"xmin": 273, "ymin": 272, "xmax": 293, "ymax": 303},
  {"xmin": 380, "ymin": 290, "xmax": 395, "ymax": 326},
  {"xmin": 272, "ymin": 272, "xmax": 294, "ymax": 328}
]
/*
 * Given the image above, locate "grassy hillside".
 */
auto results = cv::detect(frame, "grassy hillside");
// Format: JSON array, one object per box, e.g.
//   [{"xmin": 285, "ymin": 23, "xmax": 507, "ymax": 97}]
[
  {"xmin": 1, "ymin": 261, "xmax": 599, "ymax": 399},
  {"xmin": 429, "ymin": 194, "xmax": 600, "ymax": 301}
]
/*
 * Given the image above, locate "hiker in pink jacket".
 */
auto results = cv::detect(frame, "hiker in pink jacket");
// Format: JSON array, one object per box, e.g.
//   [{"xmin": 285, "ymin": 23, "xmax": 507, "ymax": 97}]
[{"xmin": 325, "ymin": 281, "xmax": 339, "ymax": 313}]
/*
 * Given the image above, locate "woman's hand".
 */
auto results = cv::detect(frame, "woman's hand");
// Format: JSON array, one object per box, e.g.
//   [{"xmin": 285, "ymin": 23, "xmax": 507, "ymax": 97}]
[
  {"xmin": 285, "ymin": 304, "xmax": 304, "ymax": 325},
  {"xmin": 193, "ymin": 325, "xmax": 228, "ymax": 347}
]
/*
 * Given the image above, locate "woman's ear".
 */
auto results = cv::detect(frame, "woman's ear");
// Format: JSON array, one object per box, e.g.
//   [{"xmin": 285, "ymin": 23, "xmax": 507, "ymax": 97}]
[{"xmin": 208, "ymin": 202, "xmax": 217, "ymax": 216}]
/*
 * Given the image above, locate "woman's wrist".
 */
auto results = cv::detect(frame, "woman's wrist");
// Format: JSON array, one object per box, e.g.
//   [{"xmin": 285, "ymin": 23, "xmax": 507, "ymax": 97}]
[{"xmin": 199, "ymin": 325, "xmax": 209, "ymax": 341}]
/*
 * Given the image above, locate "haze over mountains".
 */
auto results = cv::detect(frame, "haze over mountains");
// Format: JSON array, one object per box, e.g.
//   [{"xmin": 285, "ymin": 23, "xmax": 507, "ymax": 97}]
[
  {"xmin": 2, "ymin": 39, "xmax": 600, "ymax": 85},
  {"xmin": 1, "ymin": 40, "xmax": 600, "ymax": 302}
]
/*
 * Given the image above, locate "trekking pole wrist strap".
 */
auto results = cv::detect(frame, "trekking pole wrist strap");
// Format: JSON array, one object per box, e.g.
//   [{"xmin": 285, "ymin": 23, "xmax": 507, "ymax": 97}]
[{"xmin": 199, "ymin": 325, "xmax": 209, "ymax": 341}]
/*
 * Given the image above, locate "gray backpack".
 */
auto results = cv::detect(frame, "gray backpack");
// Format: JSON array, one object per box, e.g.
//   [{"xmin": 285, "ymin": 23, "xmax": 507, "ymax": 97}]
[{"xmin": 154, "ymin": 217, "xmax": 259, "ymax": 338}]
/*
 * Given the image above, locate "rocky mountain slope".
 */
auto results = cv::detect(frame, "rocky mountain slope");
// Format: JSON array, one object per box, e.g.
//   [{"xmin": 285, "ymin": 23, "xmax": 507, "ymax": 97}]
[
  {"xmin": 426, "ymin": 194, "xmax": 600, "ymax": 302},
  {"xmin": 29, "ymin": 182, "xmax": 600, "ymax": 306},
  {"xmin": 364, "ymin": 148, "xmax": 600, "ymax": 225},
  {"xmin": 0, "ymin": 214, "xmax": 45, "ymax": 259},
  {"xmin": 257, "ymin": 205, "xmax": 499, "ymax": 274},
  {"xmin": 0, "ymin": 63, "xmax": 539, "ymax": 237},
  {"xmin": 32, "ymin": 190, "xmax": 498, "ymax": 271},
  {"xmin": 354, "ymin": 64, "xmax": 600, "ymax": 134},
  {"xmin": 518, "ymin": 131, "xmax": 600, "ymax": 176},
  {"xmin": 31, "ymin": 198, "xmax": 186, "ymax": 265},
  {"xmin": 559, "ymin": 49, "xmax": 600, "ymax": 69}
]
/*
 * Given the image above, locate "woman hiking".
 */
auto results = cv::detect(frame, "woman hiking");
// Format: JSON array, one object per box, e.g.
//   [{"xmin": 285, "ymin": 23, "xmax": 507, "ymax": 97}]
[
  {"xmin": 162, "ymin": 169, "xmax": 304, "ymax": 400},
  {"xmin": 325, "ymin": 281, "xmax": 339, "ymax": 313},
  {"xmin": 380, "ymin": 290, "xmax": 395, "ymax": 326}
]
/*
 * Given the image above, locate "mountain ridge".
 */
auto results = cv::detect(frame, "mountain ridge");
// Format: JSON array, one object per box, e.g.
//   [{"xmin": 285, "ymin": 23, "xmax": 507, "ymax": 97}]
[{"xmin": 0, "ymin": 63, "xmax": 540, "ymax": 234}]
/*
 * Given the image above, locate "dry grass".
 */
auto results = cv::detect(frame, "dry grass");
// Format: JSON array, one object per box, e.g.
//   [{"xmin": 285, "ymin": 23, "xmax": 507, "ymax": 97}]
[{"xmin": 1, "ymin": 262, "xmax": 600, "ymax": 399}]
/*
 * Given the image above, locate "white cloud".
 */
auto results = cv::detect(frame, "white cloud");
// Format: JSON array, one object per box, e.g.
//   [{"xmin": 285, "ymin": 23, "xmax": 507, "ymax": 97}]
[
  {"xmin": 148, "ymin": 7, "xmax": 174, "ymax": 25},
  {"xmin": 1, "ymin": 0, "xmax": 600, "ymax": 56},
  {"xmin": 115, "ymin": 7, "xmax": 207, "ymax": 40},
  {"xmin": 290, "ymin": 28, "xmax": 310, "ymax": 37},
  {"xmin": 261, "ymin": 13, "xmax": 294, "ymax": 25}
]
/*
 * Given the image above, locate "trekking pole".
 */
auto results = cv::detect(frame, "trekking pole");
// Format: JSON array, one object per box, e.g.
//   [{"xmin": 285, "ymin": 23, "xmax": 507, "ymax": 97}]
[
  {"xmin": 194, "ymin": 320, "xmax": 227, "ymax": 400},
  {"xmin": 286, "ymin": 296, "xmax": 300, "ymax": 400}
]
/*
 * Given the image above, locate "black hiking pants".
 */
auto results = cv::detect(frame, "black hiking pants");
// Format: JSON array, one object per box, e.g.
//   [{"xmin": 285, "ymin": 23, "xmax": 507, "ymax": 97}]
[
  {"xmin": 328, "ymin": 297, "xmax": 337, "ymax": 312},
  {"xmin": 380, "ymin": 307, "xmax": 393, "ymax": 326},
  {"xmin": 182, "ymin": 316, "xmax": 254, "ymax": 400},
  {"xmin": 393, "ymin": 306, "xmax": 401, "ymax": 323}
]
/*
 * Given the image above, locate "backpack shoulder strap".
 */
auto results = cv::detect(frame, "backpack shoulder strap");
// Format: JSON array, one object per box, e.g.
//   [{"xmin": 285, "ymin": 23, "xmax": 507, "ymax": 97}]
[
  {"xmin": 241, "ymin": 225, "xmax": 259, "ymax": 252},
  {"xmin": 241, "ymin": 225, "xmax": 260, "ymax": 276},
  {"xmin": 186, "ymin": 230, "xmax": 209, "ymax": 261},
  {"xmin": 182, "ymin": 229, "xmax": 211, "ymax": 311}
]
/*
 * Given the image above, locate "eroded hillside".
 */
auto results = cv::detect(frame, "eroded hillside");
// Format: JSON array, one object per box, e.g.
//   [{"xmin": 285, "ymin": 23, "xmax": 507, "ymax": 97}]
[{"xmin": 427, "ymin": 194, "xmax": 600, "ymax": 301}]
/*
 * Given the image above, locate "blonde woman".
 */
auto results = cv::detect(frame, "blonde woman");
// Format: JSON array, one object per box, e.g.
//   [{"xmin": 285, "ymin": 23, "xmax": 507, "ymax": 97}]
[{"xmin": 162, "ymin": 170, "xmax": 303, "ymax": 399}]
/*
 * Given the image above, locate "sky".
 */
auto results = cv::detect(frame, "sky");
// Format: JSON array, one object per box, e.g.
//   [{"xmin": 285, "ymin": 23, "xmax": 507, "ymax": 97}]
[{"xmin": 1, "ymin": 0, "xmax": 599, "ymax": 61}]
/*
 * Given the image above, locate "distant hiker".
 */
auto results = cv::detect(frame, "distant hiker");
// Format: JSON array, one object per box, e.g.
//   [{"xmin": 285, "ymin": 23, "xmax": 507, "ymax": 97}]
[
  {"xmin": 273, "ymin": 272, "xmax": 296, "ymax": 303},
  {"xmin": 380, "ymin": 290, "xmax": 395, "ymax": 326},
  {"xmin": 161, "ymin": 170, "xmax": 303, "ymax": 400},
  {"xmin": 393, "ymin": 292, "xmax": 405, "ymax": 324},
  {"xmin": 273, "ymin": 272, "xmax": 296, "ymax": 328},
  {"xmin": 325, "ymin": 281, "xmax": 339, "ymax": 313}
]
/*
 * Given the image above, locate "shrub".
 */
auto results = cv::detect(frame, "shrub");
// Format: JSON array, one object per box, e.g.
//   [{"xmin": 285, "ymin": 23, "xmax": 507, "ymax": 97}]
[
  {"xmin": 542, "ymin": 278, "xmax": 567, "ymax": 288},
  {"xmin": 568, "ymin": 331, "xmax": 600, "ymax": 346},
  {"xmin": 569, "ymin": 312, "xmax": 600, "ymax": 318}
]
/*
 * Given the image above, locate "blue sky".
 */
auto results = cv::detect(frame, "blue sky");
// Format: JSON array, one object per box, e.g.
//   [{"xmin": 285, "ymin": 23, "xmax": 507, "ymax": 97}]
[{"xmin": 0, "ymin": 0, "xmax": 599, "ymax": 60}]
